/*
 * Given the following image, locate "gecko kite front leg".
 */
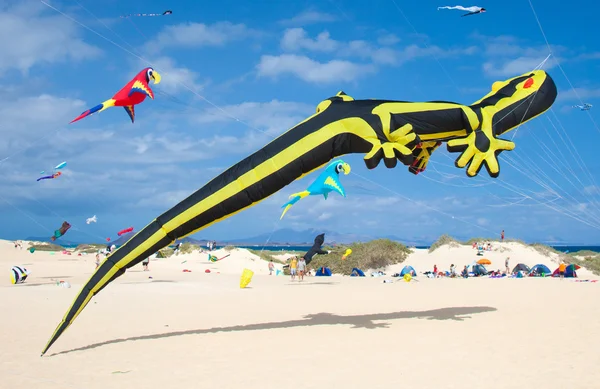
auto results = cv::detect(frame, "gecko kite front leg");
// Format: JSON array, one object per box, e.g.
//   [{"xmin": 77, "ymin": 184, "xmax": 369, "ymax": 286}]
[{"xmin": 446, "ymin": 121, "xmax": 515, "ymax": 177}]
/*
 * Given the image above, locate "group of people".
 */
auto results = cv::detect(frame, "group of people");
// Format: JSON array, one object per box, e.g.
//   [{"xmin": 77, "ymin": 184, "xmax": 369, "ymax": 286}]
[{"xmin": 206, "ymin": 240, "xmax": 217, "ymax": 251}]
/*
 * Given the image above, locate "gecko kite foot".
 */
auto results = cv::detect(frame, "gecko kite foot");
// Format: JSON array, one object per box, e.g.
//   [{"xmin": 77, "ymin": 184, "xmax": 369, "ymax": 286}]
[
  {"xmin": 409, "ymin": 141, "xmax": 442, "ymax": 175},
  {"xmin": 364, "ymin": 124, "xmax": 421, "ymax": 170},
  {"xmin": 447, "ymin": 130, "xmax": 515, "ymax": 178}
]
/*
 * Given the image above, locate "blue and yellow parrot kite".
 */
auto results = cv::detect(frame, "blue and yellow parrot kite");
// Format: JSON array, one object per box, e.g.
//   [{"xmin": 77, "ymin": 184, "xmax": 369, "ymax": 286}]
[{"xmin": 280, "ymin": 160, "xmax": 351, "ymax": 219}]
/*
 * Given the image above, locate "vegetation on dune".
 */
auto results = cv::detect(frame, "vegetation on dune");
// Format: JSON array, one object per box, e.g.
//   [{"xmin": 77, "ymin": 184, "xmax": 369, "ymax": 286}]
[
  {"xmin": 567, "ymin": 252, "xmax": 600, "ymax": 276},
  {"xmin": 28, "ymin": 242, "xmax": 64, "ymax": 251},
  {"xmin": 75, "ymin": 244, "xmax": 105, "ymax": 254},
  {"xmin": 428, "ymin": 234, "xmax": 460, "ymax": 253},
  {"xmin": 179, "ymin": 242, "xmax": 200, "ymax": 254},
  {"xmin": 223, "ymin": 245, "xmax": 236, "ymax": 251},
  {"xmin": 306, "ymin": 239, "xmax": 411, "ymax": 275},
  {"xmin": 247, "ymin": 249, "xmax": 292, "ymax": 264}
]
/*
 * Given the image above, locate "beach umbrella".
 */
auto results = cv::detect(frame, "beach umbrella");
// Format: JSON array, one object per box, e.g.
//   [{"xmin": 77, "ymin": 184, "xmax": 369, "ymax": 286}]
[{"xmin": 477, "ymin": 258, "xmax": 491, "ymax": 265}]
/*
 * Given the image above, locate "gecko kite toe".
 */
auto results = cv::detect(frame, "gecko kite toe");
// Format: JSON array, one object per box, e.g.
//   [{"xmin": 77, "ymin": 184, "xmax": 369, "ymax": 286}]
[
  {"xmin": 409, "ymin": 141, "xmax": 442, "ymax": 174},
  {"xmin": 447, "ymin": 130, "xmax": 515, "ymax": 178}
]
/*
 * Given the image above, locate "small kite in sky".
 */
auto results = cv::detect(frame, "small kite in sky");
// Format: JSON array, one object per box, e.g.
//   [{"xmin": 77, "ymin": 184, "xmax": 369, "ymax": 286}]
[
  {"xmin": 117, "ymin": 227, "xmax": 134, "ymax": 236},
  {"xmin": 51, "ymin": 221, "xmax": 71, "ymax": 242},
  {"xmin": 37, "ymin": 172, "xmax": 61, "ymax": 182},
  {"xmin": 86, "ymin": 215, "xmax": 97, "ymax": 224},
  {"xmin": 280, "ymin": 160, "xmax": 351, "ymax": 219},
  {"xmin": 121, "ymin": 10, "xmax": 172, "ymax": 18},
  {"xmin": 573, "ymin": 103, "xmax": 592, "ymax": 111},
  {"xmin": 70, "ymin": 67, "xmax": 161, "ymax": 124},
  {"xmin": 438, "ymin": 5, "xmax": 486, "ymax": 16}
]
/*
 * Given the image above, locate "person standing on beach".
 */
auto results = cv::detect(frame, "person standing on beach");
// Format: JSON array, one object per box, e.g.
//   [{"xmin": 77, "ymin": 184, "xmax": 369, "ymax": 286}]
[
  {"xmin": 501, "ymin": 230, "xmax": 505, "ymax": 241},
  {"xmin": 142, "ymin": 257, "xmax": 150, "ymax": 271},
  {"xmin": 558, "ymin": 262, "xmax": 566, "ymax": 280},
  {"xmin": 268, "ymin": 260, "xmax": 274, "ymax": 275},
  {"xmin": 505, "ymin": 257, "xmax": 510, "ymax": 274},
  {"xmin": 289, "ymin": 257, "xmax": 298, "ymax": 281},
  {"xmin": 297, "ymin": 257, "xmax": 307, "ymax": 281},
  {"xmin": 95, "ymin": 253, "xmax": 101, "ymax": 269}
]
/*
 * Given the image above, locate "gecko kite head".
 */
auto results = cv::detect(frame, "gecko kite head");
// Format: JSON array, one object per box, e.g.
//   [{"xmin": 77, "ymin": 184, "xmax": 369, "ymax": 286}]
[
  {"xmin": 480, "ymin": 8, "xmax": 486, "ymax": 12},
  {"xmin": 144, "ymin": 67, "xmax": 161, "ymax": 85}
]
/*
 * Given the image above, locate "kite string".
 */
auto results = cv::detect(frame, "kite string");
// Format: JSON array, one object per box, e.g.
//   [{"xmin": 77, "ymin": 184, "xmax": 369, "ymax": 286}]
[
  {"xmin": 389, "ymin": 2, "xmax": 600, "ymax": 229},
  {"xmin": 350, "ymin": 171, "xmax": 498, "ymax": 235},
  {"xmin": 44, "ymin": 0, "xmax": 589, "ymax": 237},
  {"xmin": 46, "ymin": 0, "xmax": 555, "ymax": 237}
]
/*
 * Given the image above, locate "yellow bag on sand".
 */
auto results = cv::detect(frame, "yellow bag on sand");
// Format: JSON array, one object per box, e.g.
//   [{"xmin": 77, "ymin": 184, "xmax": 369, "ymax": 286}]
[
  {"xmin": 240, "ymin": 268, "xmax": 254, "ymax": 288},
  {"xmin": 403, "ymin": 273, "xmax": 412, "ymax": 282}
]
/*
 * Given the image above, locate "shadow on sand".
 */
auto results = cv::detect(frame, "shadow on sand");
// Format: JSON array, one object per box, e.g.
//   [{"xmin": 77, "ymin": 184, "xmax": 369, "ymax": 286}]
[{"xmin": 50, "ymin": 306, "xmax": 496, "ymax": 356}]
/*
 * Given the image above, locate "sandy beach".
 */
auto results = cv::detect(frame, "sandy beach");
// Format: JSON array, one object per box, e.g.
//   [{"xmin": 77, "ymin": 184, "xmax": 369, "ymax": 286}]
[{"xmin": 2, "ymin": 239, "xmax": 600, "ymax": 389}]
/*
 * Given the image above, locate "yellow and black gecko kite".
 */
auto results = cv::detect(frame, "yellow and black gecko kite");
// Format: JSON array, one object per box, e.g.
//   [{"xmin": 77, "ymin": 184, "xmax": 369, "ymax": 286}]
[{"xmin": 41, "ymin": 70, "xmax": 557, "ymax": 355}]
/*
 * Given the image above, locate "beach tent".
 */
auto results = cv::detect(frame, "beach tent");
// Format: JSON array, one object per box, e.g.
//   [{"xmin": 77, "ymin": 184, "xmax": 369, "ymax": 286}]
[
  {"xmin": 512, "ymin": 263, "xmax": 530, "ymax": 273},
  {"xmin": 400, "ymin": 265, "xmax": 416, "ymax": 276},
  {"xmin": 315, "ymin": 267, "xmax": 332, "ymax": 276},
  {"xmin": 472, "ymin": 264, "xmax": 487, "ymax": 276},
  {"xmin": 350, "ymin": 268, "xmax": 365, "ymax": 277},
  {"xmin": 552, "ymin": 264, "xmax": 580, "ymax": 278},
  {"xmin": 477, "ymin": 259, "xmax": 491, "ymax": 265},
  {"xmin": 529, "ymin": 264, "xmax": 551, "ymax": 277}
]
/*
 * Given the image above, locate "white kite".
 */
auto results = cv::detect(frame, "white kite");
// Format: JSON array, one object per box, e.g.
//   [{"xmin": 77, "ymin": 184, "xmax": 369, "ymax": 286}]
[
  {"xmin": 86, "ymin": 215, "xmax": 97, "ymax": 224},
  {"xmin": 438, "ymin": 5, "xmax": 486, "ymax": 16},
  {"xmin": 573, "ymin": 103, "xmax": 592, "ymax": 111}
]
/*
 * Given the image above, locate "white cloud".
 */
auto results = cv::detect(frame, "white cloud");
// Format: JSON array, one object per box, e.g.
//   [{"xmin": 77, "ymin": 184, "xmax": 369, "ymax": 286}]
[
  {"xmin": 278, "ymin": 10, "xmax": 337, "ymax": 26},
  {"xmin": 145, "ymin": 56, "xmax": 205, "ymax": 94},
  {"xmin": 317, "ymin": 212, "xmax": 332, "ymax": 221},
  {"xmin": 192, "ymin": 100, "xmax": 314, "ymax": 135},
  {"xmin": 483, "ymin": 56, "xmax": 556, "ymax": 78},
  {"xmin": 256, "ymin": 54, "xmax": 375, "ymax": 84},
  {"xmin": 556, "ymin": 87, "xmax": 600, "ymax": 102},
  {"xmin": 473, "ymin": 34, "xmax": 564, "ymax": 77},
  {"xmin": 281, "ymin": 28, "xmax": 339, "ymax": 52},
  {"xmin": 0, "ymin": 1, "xmax": 102, "ymax": 75},
  {"xmin": 279, "ymin": 28, "xmax": 477, "ymax": 66},
  {"xmin": 148, "ymin": 22, "xmax": 256, "ymax": 53},
  {"xmin": 377, "ymin": 33, "xmax": 400, "ymax": 46}
]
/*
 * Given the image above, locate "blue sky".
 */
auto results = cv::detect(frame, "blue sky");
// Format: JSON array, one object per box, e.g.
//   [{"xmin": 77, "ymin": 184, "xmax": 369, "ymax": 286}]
[{"xmin": 1, "ymin": 0, "xmax": 600, "ymax": 244}]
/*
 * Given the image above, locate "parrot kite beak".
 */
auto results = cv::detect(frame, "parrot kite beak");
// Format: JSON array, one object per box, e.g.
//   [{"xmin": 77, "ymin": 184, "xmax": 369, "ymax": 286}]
[
  {"xmin": 341, "ymin": 162, "xmax": 351, "ymax": 175},
  {"xmin": 151, "ymin": 71, "xmax": 162, "ymax": 84}
]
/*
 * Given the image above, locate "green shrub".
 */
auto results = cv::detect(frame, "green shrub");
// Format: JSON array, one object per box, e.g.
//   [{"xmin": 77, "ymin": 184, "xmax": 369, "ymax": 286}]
[
  {"xmin": 28, "ymin": 242, "xmax": 64, "ymax": 251},
  {"xmin": 428, "ymin": 234, "xmax": 460, "ymax": 253},
  {"xmin": 307, "ymin": 239, "xmax": 410, "ymax": 275}
]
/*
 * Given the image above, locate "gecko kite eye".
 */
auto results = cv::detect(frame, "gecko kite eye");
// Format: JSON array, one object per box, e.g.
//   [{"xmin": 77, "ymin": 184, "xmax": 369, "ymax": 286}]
[{"xmin": 523, "ymin": 78, "xmax": 534, "ymax": 89}]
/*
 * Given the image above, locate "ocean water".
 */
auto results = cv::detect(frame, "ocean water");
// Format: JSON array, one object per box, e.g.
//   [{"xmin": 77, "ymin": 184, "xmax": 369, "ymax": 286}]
[{"xmin": 59, "ymin": 244, "xmax": 600, "ymax": 254}]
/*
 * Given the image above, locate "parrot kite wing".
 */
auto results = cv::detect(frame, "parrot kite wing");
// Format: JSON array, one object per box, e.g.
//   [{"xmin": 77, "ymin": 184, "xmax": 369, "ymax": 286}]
[
  {"xmin": 41, "ymin": 70, "xmax": 557, "ymax": 356},
  {"xmin": 70, "ymin": 68, "xmax": 161, "ymax": 124}
]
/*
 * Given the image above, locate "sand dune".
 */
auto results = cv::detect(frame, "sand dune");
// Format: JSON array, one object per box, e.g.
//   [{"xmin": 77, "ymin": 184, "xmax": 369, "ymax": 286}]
[{"xmin": 1, "ymin": 239, "xmax": 599, "ymax": 389}]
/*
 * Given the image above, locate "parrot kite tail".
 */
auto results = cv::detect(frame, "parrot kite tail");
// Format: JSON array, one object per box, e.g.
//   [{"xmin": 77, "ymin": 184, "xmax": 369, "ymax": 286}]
[{"xmin": 280, "ymin": 191, "xmax": 310, "ymax": 219}]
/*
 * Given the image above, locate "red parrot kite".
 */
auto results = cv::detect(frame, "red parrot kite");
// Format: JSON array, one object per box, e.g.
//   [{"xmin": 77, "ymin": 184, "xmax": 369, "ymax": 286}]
[{"xmin": 70, "ymin": 67, "xmax": 161, "ymax": 124}]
